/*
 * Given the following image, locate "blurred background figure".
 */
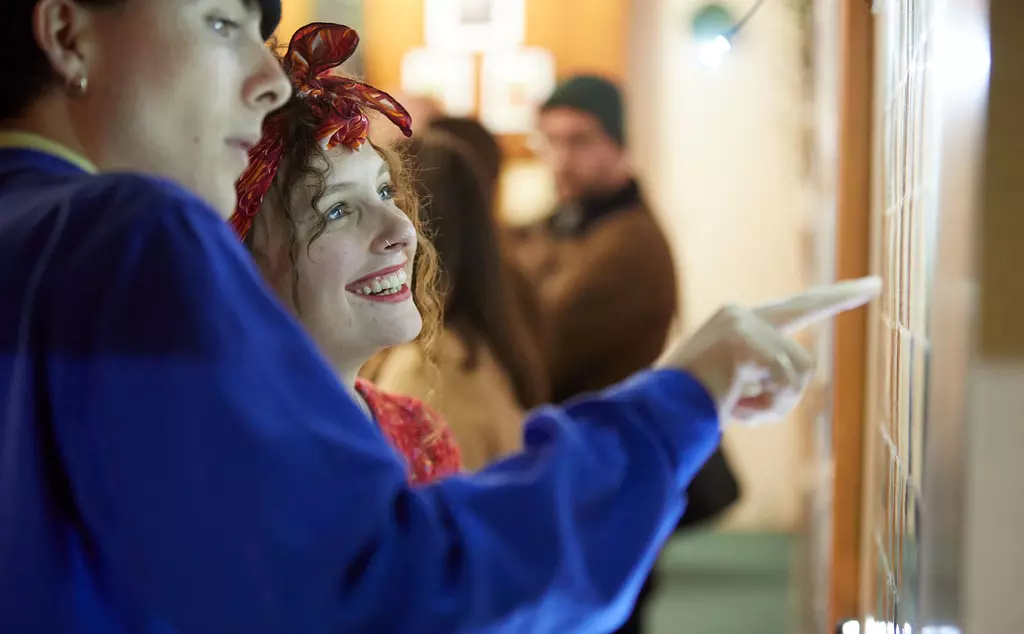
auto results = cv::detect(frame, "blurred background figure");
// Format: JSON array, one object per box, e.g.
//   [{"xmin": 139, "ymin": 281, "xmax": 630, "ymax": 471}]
[
  {"xmin": 511, "ymin": 73, "xmax": 741, "ymax": 634},
  {"xmin": 511, "ymin": 75, "xmax": 674, "ymax": 402},
  {"xmin": 429, "ymin": 116, "xmax": 503, "ymax": 202},
  {"xmin": 425, "ymin": 116, "xmax": 550, "ymax": 354},
  {"xmin": 364, "ymin": 131, "xmax": 548, "ymax": 471}
]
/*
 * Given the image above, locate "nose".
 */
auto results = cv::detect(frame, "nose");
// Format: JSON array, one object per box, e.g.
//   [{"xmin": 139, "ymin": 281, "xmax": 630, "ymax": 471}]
[
  {"xmin": 244, "ymin": 47, "xmax": 293, "ymax": 114},
  {"xmin": 372, "ymin": 210, "xmax": 416, "ymax": 255}
]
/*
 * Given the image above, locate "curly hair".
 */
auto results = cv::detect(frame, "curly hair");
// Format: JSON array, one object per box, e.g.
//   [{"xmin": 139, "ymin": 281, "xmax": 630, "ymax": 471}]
[{"xmin": 244, "ymin": 40, "xmax": 442, "ymax": 358}]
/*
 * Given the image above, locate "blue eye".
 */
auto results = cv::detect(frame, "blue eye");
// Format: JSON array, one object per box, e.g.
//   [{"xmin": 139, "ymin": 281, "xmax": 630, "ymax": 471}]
[
  {"xmin": 378, "ymin": 183, "xmax": 397, "ymax": 202},
  {"xmin": 207, "ymin": 16, "xmax": 241, "ymax": 37},
  {"xmin": 325, "ymin": 202, "xmax": 352, "ymax": 222}
]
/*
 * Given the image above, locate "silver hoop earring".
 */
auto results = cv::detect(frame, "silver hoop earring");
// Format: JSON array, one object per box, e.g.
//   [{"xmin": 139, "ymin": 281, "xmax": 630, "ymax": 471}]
[{"xmin": 67, "ymin": 75, "xmax": 89, "ymax": 98}]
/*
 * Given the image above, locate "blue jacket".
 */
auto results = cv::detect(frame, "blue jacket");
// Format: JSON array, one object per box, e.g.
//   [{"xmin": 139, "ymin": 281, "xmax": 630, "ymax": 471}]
[{"xmin": 0, "ymin": 146, "xmax": 720, "ymax": 633}]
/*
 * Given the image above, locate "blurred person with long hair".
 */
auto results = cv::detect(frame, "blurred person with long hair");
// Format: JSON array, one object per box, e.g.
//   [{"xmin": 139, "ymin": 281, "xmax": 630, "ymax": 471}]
[
  {"xmin": 427, "ymin": 115, "xmax": 551, "ymax": 369},
  {"xmin": 429, "ymin": 116, "xmax": 503, "ymax": 200}
]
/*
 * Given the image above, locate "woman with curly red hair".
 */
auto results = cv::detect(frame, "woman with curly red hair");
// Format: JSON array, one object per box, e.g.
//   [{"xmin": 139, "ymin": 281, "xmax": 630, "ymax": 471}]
[{"xmin": 232, "ymin": 23, "xmax": 461, "ymax": 482}]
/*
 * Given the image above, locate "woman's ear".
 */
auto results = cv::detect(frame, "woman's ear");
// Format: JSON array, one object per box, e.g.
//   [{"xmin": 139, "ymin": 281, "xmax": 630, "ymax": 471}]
[{"xmin": 32, "ymin": 0, "xmax": 96, "ymax": 93}]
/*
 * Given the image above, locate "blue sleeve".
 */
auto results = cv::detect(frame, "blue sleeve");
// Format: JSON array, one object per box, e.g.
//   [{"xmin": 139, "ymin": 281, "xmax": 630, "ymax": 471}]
[{"xmin": 47, "ymin": 186, "xmax": 720, "ymax": 634}]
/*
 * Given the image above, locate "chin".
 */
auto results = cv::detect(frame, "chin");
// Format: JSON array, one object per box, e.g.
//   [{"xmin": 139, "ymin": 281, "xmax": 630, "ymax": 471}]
[
  {"xmin": 388, "ymin": 314, "xmax": 424, "ymax": 346},
  {"xmin": 354, "ymin": 315, "xmax": 422, "ymax": 354},
  {"xmin": 173, "ymin": 172, "xmax": 236, "ymax": 220}
]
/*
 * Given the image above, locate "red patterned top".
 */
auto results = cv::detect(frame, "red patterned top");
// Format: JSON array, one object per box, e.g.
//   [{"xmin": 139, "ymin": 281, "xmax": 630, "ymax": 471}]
[{"xmin": 354, "ymin": 378, "xmax": 462, "ymax": 484}]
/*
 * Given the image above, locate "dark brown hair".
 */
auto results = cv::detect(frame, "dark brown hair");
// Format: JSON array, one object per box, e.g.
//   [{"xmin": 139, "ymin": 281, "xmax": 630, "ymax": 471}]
[
  {"xmin": 0, "ymin": 0, "xmax": 123, "ymax": 121},
  {"xmin": 246, "ymin": 40, "xmax": 442, "ymax": 355},
  {"xmin": 427, "ymin": 117, "xmax": 502, "ymax": 196},
  {"xmin": 1, "ymin": 0, "xmax": 276, "ymax": 122},
  {"xmin": 399, "ymin": 131, "xmax": 548, "ymax": 408}
]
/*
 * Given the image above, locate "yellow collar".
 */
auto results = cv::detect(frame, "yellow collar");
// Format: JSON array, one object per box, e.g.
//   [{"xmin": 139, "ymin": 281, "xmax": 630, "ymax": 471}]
[{"xmin": 0, "ymin": 130, "xmax": 98, "ymax": 174}]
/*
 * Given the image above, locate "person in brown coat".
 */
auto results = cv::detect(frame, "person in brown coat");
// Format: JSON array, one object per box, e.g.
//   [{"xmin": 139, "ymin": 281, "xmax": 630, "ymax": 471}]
[
  {"xmin": 513, "ymin": 75, "xmax": 677, "ymax": 402},
  {"xmin": 512, "ymin": 75, "xmax": 740, "ymax": 634}
]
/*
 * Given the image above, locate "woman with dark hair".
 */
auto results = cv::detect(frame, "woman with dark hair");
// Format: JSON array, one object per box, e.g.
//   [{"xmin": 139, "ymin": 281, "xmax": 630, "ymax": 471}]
[
  {"xmin": 365, "ymin": 131, "xmax": 547, "ymax": 470},
  {"xmin": 0, "ymin": 7, "xmax": 872, "ymax": 631},
  {"xmin": 428, "ymin": 116, "xmax": 503, "ymax": 195},
  {"xmin": 426, "ymin": 116, "xmax": 553, "ymax": 377}
]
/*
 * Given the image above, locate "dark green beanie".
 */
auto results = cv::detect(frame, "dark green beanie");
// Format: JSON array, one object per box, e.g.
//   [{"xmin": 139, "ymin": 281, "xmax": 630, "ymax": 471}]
[{"xmin": 541, "ymin": 75, "xmax": 625, "ymax": 146}]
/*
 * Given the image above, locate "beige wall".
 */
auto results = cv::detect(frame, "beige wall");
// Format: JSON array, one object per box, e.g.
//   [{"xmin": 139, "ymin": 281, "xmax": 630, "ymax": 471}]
[
  {"xmin": 630, "ymin": 0, "xmax": 814, "ymax": 532},
  {"xmin": 962, "ymin": 0, "xmax": 1024, "ymax": 631}
]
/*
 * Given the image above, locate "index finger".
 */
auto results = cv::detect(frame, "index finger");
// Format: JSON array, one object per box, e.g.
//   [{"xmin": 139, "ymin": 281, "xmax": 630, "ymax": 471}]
[{"xmin": 752, "ymin": 276, "xmax": 882, "ymax": 334}]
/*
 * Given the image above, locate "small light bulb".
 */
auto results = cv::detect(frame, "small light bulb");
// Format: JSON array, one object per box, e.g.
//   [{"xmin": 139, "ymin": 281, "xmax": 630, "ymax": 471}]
[
  {"xmin": 697, "ymin": 34, "xmax": 732, "ymax": 69},
  {"xmin": 841, "ymin": 620, "xmax": 861, "ymax": 634}
]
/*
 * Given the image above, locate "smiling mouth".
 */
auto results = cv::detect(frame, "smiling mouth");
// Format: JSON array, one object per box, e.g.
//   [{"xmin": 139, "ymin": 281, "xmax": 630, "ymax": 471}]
[
  {"xmin": 353, "ymin": 268, "xmax": 409, "ymax": 297},
  {"xmin": 345, "ymin": 263, "xmax": 413, "ymax": 304}
]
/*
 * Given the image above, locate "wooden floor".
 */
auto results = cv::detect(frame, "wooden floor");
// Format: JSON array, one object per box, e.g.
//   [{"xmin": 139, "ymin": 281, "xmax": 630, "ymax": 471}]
[{"xmin": 646, "ymin": 531, "xmax": 796, "ymax": 634}]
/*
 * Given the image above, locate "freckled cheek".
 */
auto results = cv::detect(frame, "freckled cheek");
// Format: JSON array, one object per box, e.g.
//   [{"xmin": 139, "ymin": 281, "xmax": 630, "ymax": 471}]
[{"xmin": 303, "ymin": 241, "xmax": 363, "ymax": 297}]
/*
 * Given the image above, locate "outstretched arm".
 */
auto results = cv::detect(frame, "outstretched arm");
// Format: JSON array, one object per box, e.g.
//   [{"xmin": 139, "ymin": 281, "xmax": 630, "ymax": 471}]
[{"xmin": 49, "ymin": 196, "xmax": 718, "ymax": 633}]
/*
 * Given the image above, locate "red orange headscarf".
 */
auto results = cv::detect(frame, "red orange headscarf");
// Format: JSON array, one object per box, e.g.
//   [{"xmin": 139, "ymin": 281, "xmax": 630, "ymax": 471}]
[{"xmin": 232, "ymin": 23, "xmax": 413, "ymax": 240}]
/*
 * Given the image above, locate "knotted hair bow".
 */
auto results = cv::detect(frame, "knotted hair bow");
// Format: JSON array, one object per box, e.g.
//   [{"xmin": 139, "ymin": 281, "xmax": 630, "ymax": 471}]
[{"xmin": 232, "ymin": 23, "xmax": 413, "ymax": 239}]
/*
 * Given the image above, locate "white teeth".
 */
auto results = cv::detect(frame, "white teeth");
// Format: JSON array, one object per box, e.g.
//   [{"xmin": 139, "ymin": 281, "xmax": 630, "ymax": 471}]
[{"xmin": 356, "ymin": 269, "xmax": 409, "ymax": 296}]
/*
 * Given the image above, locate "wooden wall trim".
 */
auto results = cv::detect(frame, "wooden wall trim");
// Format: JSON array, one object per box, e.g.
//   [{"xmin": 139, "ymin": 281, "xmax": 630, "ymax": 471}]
[
  {"xmin": 272, "ymin": 0, "xmax": 315, "ymax": 42},
  {"xmin": 979, "ymin": 0, "xmax": 1024, "ymax": 359},
  {"xmin": 829, "ymin": 0, "xmax": 874, "ymax": 628}
]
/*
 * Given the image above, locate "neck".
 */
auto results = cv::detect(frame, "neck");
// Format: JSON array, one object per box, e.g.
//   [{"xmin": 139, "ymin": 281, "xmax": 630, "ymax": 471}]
[
  {"xmin": 599, "ymin": 172, "xmax": 633, "ymax": 197},
  {"xmin": 337, "ymin": 363, "xmax": 363, "ymax": 391},
  {"xmin": 337, "ymin": 360, "xmax": 373, "ymax": 418},
  {"xmin": 580, "ymin": 173, "xmax": 636, "ymax": 205},
  {"xmin": 1, "ymin": 96, "xmax": 90, "ymax": 163}
]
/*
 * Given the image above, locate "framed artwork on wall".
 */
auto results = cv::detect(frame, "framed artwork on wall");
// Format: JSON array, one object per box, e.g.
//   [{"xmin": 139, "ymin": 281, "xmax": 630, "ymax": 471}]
[
  {"xmin": 479, "ymin": 48, "xmax": 556, "ymax": 134},
  {"xmin": 399, "ymin": 47, "xmax": 476, "ymax": 116},
  {"xmin": 424, "ymin": 0, "xmax": 526, "ymax": 52}
]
